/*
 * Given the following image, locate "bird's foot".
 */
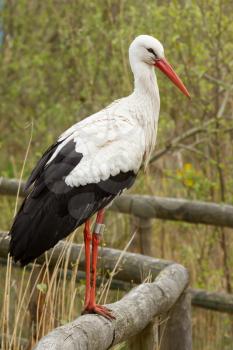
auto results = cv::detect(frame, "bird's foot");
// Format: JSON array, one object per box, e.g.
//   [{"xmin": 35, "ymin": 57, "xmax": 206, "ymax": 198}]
[{"xmin": 82, "ymin": 303, "xmax": 115, "ymax": 320}]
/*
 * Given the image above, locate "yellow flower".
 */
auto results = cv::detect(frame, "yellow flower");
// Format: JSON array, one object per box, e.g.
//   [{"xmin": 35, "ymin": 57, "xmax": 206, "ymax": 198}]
[
  {"xmin": 184, "ymin": 178, "xmax": 194, "ymax": 187},
  {"xmin": 184, "ymin": 163, "xmax": 193, "ymax": 171}
]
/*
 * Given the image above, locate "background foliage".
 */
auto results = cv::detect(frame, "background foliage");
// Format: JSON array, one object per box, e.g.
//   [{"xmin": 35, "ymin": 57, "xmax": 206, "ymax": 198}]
[{"xmin": 0, "ymin": 0, "xmax": 233, "ymax": 349}]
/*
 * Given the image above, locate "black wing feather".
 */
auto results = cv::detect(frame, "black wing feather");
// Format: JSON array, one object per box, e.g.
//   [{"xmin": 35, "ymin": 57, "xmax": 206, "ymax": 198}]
[
  {"xmin": 25, "ymin": 141, "xmax": 62, "ymax": 191},
  {"xmin": 9, "ymin": 138, "xmax": 136, "ymax": 265}
]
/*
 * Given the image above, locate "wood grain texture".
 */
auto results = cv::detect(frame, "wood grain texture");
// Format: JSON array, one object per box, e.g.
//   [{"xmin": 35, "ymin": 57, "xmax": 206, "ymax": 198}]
[
  {"xmin": 160, "ymin": 291, "xmax": 192, "ymax": 350},
  {"xmin": 112, "ymin": 194, "xmax": 233, "ymax": 228},
  {"xmin": 127, "ymin": 319, "xmax": 158, "ymax": 350},
  {"xmin": 130, "ymin": 216, "xmax": 153, "ymax": 255},
  {"xmin": 190, "ymin": 288, "xmax": 233, "ymax": 313}
]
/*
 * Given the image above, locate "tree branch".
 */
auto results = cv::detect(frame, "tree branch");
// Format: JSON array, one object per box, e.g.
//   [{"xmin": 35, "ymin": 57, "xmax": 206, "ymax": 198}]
[{"xmin": 149, "ymin": 115, "xmax": 226, "ymax": 164}]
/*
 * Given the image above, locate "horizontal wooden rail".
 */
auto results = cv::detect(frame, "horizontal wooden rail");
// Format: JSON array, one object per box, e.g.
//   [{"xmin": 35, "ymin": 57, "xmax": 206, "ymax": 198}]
[
  {"xmin": 1, "ymin": 176, "xmax": 233, "ymax": 228},
  {"xmin": 0, "ymin": 231, "xmax": 172, "ymax": 283},
  {"xmin": 112, "ymin": 195, "xmax": 233, "ymax": 229},
  {"xmin": 190, "ymin": 288, "xmax": 233, "ymax": 313},
  {"xmin": 0, "ymin": 177, "xmax": 27, "ymax": 197},
  {"xmin": 0, "ymin": 232, "xmax": 233, "ymax": 314},
  {"xmin": 34, "ymin": 264, "xmax": 190, "ymax": 350}
]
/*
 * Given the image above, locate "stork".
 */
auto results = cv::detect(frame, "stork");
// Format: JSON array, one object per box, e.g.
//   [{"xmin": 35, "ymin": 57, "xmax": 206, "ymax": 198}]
[{"xmin": 9, "ymin": 35, "xmax": 190, "ymax": 320}]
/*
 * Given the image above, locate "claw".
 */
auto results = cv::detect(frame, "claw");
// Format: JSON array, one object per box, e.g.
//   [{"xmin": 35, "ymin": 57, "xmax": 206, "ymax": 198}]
[{"xmin": 82, "ymin": 304, "xmax": 115, "ymax": 320}]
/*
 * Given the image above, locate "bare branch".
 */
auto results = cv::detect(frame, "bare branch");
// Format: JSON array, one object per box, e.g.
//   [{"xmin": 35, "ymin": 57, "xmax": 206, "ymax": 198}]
[
  {"xmin": 149, "ymin": 120, "xmax": 216, "ymax": 164},
  {"xmin": 203, "ymin": 73, "xmax": 233, "ymax": 91}
]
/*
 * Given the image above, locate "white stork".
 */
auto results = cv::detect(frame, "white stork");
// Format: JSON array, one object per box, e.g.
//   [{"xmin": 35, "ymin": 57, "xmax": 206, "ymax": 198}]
[{"xmin": 9, "ymin": 35, "xmax": 190, "ymax": 319}]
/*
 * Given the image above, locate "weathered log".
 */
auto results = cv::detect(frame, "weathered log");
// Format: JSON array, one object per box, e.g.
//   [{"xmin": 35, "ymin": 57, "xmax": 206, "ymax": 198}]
[
  {"xmin": 34, "ymin": 264, "xmax": 189, "ymax": 350},
  {"xmin": 130, "ymin": 216, "xmax": 153, "ymax": 255},
  {"xmin": 160, "ymin": 291, "xmax": 192, "ymax": 350},
  {"xmin": 127, "ymin": 319, "xmax": 158, "ymax": 350},
  {"xmin": 113, "ymin": 194, "xmax": 233, "ymax": 228},
  {"xmin": 1, "ymin": 176, "xmax": 233, "ymax": 228},
  {"xmin": 190, "ymin": 288, "xmax": 233, "ymax": 313},
  {"xmin": 0, "ymin": 177, "xmax": 26, "ymax": 197}
]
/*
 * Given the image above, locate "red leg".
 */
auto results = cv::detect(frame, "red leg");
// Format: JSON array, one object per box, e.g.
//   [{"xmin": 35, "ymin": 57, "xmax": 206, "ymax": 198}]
[
  {"xmin": 83, "ymin": 209, "xmax": 115, "ymax": 320},
  {"xmin": 83, "ymin": 220, "xmax": 91, "ymax": 308},
  {"xmin": 89, "ymin": 209, "xmax": 104, "ymax": 306}
]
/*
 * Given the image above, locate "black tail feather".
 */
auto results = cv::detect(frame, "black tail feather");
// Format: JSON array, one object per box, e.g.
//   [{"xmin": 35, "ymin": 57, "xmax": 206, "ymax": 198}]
[{"xmin": 9, "ymin": 171, "xmax": 136, "ymax": 265}]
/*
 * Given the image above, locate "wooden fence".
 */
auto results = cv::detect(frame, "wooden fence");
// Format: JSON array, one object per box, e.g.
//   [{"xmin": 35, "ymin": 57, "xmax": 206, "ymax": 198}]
[
  {"xmin": 1, "ymin": 176, "xmax": 233, "ymax": 257},
  {"xmin": 0, "ymin": 232, "xmax": 191, "ymax": 350},
  {"xmin": 0, "ymin": 177, "xmax": 233, "ymax": 314},
  {"xmin": 0, "ymin": 176, "xmax": 233, "ymax": 348},
  {"xmin": 1, "ymin": 177, "xmax": 233, "ymax": 228},
  {"xmin": 0, "ymin": 231, "xmax": 233, "ymax": 314},
  {"xmin": 34, "ymin": 264, "xmax": 191, "ymax": 350}
]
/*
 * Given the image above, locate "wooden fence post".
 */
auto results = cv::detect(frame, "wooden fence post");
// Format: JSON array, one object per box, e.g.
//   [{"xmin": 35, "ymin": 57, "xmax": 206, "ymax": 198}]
[
  {"xmin": 131, "ymin": 216, "xmax": 153, "ymax": 256},
  {"xmin": 127, "ymin": 318, "xmax": 158, "ymax": 350},
  {"xmin": 160, "ymin": 290, "xmax": 192, "ymax": 350}
]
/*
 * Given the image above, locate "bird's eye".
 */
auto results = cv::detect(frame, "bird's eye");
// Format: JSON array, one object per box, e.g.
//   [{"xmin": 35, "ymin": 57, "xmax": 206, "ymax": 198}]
[{"xmin": 147, "ymin": 48, "xmax": 158, "ymax": 59}]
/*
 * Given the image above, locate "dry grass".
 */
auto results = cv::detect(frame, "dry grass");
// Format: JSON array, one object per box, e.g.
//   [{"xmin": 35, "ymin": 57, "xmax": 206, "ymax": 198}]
[
  {"xmin": 0, "ymin": 186, "xmax": 233, "ymax": 349},
  {"xmin": 0, "ymin": 220, "xmax": 232, "ymax": 350},
  {"xmin": 0, "ymin": 232, "xmax": 83, "ymax": 349},
  {"xmin": 0, "ymin": 137, "xmax": 232, "ymax": 349},
  {"xmin": 0, "ymin": 224, "xmax": 138, "ymax": 349}
]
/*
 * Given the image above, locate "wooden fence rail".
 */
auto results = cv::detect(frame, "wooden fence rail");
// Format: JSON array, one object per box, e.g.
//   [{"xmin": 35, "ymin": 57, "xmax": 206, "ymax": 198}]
[
  {"xmin": 34, "ymin": 264, "xmax": 191, "ymax": 350},
  {"xmin": 0, "ymin": 232, "xmax": 233, "ymax": 314},
  {"xmin": 1, "ymin": 177, "xmax": 233, "ymax": 314},
  {"xmin": 1, "ymin": 176, "xmax": 233, "ymax": 228}
]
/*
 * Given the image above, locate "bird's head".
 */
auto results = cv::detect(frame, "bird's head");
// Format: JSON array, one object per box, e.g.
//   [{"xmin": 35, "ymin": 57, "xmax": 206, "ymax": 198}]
[{"xmin": 129, "ymin": 35, "xmax": 190, "ymax": 98}]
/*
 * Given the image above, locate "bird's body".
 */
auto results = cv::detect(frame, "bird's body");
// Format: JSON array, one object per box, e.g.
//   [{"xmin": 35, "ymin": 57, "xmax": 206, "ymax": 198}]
[
  {"xmin": 10, "ymin": 37, "xmax": 161, "ymax": 265},
  {"xmin": 9, "ymin": 35, "xmax": 189, "ymax": 318}
]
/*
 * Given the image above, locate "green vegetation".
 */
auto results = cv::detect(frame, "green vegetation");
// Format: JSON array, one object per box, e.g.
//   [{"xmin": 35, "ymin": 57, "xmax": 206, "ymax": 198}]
[{"xmin": 0, "ymin": 1, "xmax": 233, "ymax": 349}]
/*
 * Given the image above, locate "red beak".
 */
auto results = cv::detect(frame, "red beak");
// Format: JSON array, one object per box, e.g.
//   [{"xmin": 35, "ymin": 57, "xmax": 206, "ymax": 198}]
[{"xmin": 154, "ymin": 58, "xmax": 190, "ymax": 98}]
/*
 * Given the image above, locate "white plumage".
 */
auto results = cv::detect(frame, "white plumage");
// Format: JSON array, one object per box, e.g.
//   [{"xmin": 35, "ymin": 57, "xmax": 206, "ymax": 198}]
[
  {"xmin": 10, "ymin": 35, "xmax": 189, "ymax": 318},
  {"xmin": 48, "ymin": 35, "xmax": 162, "ymax": 187}
]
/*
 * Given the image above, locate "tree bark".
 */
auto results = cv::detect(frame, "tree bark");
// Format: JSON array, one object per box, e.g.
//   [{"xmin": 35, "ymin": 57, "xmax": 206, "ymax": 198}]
[
  {"xmin": 127, "ymin": 319, "xmax": 158, "ymax": 350},
  {"xmin": 130, "ymin": 216, "xmax": 153, "ymax": 256},
  {"xmin": 190, "ymin": 288, "xmax": 233, "ymax": 313},
  {"xmin": 132, "ymin": 216, "xmax": 153, "ymax": 256},
  {"xmin": 112, "ymin": 194, "xmax": 233, "ymax": 228},
  {"xmin": 34, "ymin": 264, "xmax": 189, "ymax": 350},
  {"xmin": 160, "ymin": 291, "xmax": 192, "ymax": 350},
  {"xmin": 0, "ymin": 177, "xmax": 26, "ymax": 197}
]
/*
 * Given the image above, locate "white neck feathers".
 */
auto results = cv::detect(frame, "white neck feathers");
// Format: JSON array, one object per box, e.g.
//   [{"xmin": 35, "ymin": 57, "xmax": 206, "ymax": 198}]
[{"xmin": 130, "ymin": 62, "xmax": 160, "ymax": 168}]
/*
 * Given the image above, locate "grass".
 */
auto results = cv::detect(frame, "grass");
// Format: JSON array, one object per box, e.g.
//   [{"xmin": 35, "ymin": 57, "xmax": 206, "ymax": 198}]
[
  {"xmin": 0, "ymin": 234, "xmax": 85, "ymax": 349},
  {"xmin": 0, "ymin": 217, "xmax": 137, "ymax": 349},
  {"xmin": 0, "ymin": 172, "xmax": 233, "ymax": 349},
  {"xmin": 0, "ymin": 1, "xmax": 233, "ymax": 347},
  {"xmin": 0, "ymin": 119, "xmax": 232, "ymax": 349},
  {"xmin": 0, "ymin": 208, "xmax": 233, "ymax": 349}
]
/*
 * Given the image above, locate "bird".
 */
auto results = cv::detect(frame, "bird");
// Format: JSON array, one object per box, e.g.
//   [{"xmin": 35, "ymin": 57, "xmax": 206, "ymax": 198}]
[{"xmin": 9, "ymin": 35, "xmax": 190, "ymax": 320}]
